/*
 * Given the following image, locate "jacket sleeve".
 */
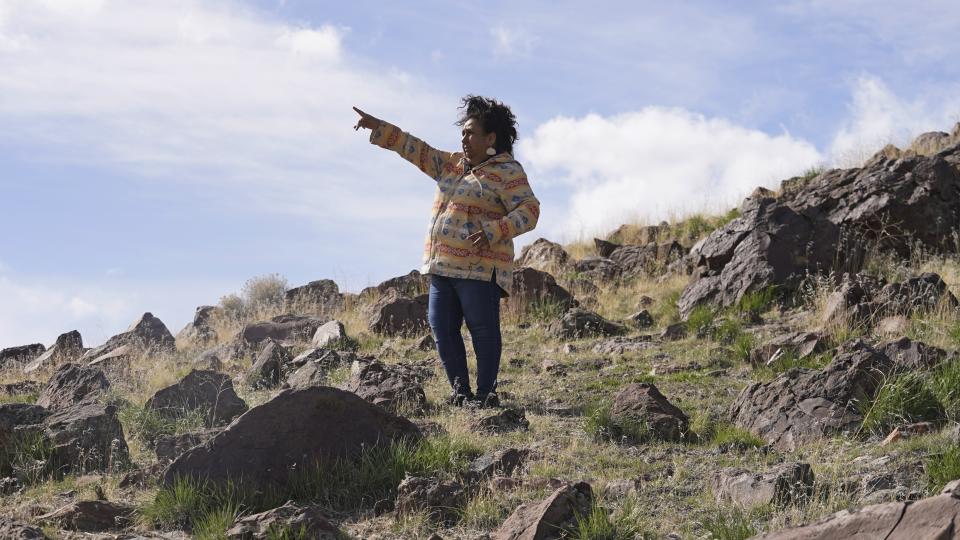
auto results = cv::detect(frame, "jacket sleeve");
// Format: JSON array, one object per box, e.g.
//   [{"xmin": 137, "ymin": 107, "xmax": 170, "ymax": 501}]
[
  {"xmin": 369, "ymin": 121, "xmax": 459, "ymax": 181},
  {"xmin": 481, "ymin": 163, "xmax": 541, "ymax": 244}
]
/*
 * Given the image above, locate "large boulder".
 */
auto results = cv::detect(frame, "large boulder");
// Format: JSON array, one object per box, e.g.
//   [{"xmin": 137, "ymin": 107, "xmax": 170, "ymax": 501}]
[
  {"xmin": 712, "ymin": 462, "xmax": 814, "ymax": 508},
  {"xmin": 492, "ymin": 482, "xmax": 592, "ymax": 540},
  {"xmin": 43, "ymin": 400, "xmax": 129, "ymax": 475},
  {"xmin": 680, "ymin": 146, "xmax": 960, "ymax": 317},
  {"xmin": 609, "ymin": 383, "xmax": 689, "ymax": 442},
  {"xmin": 162, "ymin": 386, "xmax": 421, "ymax": 488},
  {"xmin": 752, "ymin": 479, "xmax": 960, "ymax": 539},
  {"xmin": 516, "ymin": 238, "xmax": 570, "ymax": 273},
  {"xmin": 511, "ymin": 267, "xmax": 577, "ymax": 312},
  {"xmin": 345, "ymin": 359, "xmax": 429, "ymax": 413},
  {"xmin": 284, "ymin": 279, "xmax": 344, "ymax": 315},
  {"xmin": 284, "ymin": 349, "xmax": 354, "ymax": 389},
  {"xmin": 0, "ymin": 343, "xmax": 45, "ymax": 369},
  {"xmin": 36, "ymin": 363, "xmax": 110, "ymax": 412},
  {"xmin": 37, "ymin": 500, "xmax": 134, "ymax": 532},
  {"xmin": 175, "ymin": 306, "xmax": 222, "ymax": 347},
  {"xmin": 365, "ymin": 289, "xmax": 429, "ymax": 336},
  {"xmin": 145, "ymin": 370, "xmax": 247, "ymax": 426},
  {"xmin": 247, "ymin": 338, "xmax": 293, "ymax": 389},
  {"xmin": 0, "ymin": 404, "xmax": 50, "ymax": 476},
  {"xmin": 748, "ymin": 332, "xmax": 828, "ymax": 367},
  {"xmin": 395, "ymin": 476, "xmax": 467, "ymax": 524},
  {"xmin": 573, "ymin": 257, "xmax": 622, "ymax": 281},
  {"xmin": 311, "ymin": 320, "xmax": 349, "ymax": 349},
  {"xmin": 551, "ymin": 308, "xmax": 626, "ymax": 339},
  {"xmin": 0, "ymin": 517, "xmax": 49, "ymax": 539},
  {"xmin": 240, "ymin": 314, "xmax": 326, "ymax": 347},
  {"xmin": 23, "ymin": 331, "xmax": 83, "ymax": 373},
  {"xmin": 155, "ymin": 428, "xmax": 221, "ymax": 462},
  {"xmin": 360, "ymin": 269, "xmax": 431, "ymax": 298},
  {"xmin": 81, "ymin": 312, "xmax": 175, "ymax": 361},
  {"xmin": 731, "ymin": 340, "xmax": 892, "ymax": 451}
]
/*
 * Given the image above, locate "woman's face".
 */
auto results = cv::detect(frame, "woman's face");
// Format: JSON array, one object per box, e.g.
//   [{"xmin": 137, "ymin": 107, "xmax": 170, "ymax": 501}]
[{"xmin": 461, "ymin": 117, "xmax": 496, "ymax": 165}]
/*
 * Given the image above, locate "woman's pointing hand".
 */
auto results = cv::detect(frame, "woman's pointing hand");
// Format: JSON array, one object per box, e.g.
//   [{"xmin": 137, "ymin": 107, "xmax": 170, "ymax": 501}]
[{"xmin": 353, "ymin": 106, "xmax": 381, "ymax": 131}]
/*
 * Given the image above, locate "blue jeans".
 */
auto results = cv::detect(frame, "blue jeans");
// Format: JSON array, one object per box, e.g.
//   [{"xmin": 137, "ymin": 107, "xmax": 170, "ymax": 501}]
[{"xmin": 428, "ymin": 274, "xmax": 502, "ymax": 397}]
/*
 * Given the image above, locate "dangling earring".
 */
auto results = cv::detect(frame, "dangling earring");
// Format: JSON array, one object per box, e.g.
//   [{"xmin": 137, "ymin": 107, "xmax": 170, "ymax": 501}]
[{"xmin": 485, "ymin": 147, "xmax": 496, "ymax": 156}]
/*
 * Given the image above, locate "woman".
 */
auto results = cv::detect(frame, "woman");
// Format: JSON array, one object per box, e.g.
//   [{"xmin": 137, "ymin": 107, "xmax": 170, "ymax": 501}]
[{"xmin": 353, "ymin": 96, "xmax": 540, "ymax": 407}]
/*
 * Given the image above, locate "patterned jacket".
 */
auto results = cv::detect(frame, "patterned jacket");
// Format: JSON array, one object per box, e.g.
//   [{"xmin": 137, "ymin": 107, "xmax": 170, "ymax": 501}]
[{"xmin": 370, "ymin": 121, "xmax": 540, "ymax": 295}]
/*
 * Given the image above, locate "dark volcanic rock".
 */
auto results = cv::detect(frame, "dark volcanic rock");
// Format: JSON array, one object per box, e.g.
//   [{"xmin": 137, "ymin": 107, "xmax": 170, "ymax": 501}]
[
  {"xmin": 749, "ymin": 332, "xmax": 828, "ymax": 367},
  {"xmin": 284, "ymin": 279, "xmax": 344, "ymax": 314},
  {"xmin": 37, "ymin": 500, "xmax": 134, "ymax": 532},
  {"xmin": 573, "ymin": 257, "xmax": 622, "ymax": 281},
  {"xmin": 492, "ymin": 482, "xmax": 592, "ymax": 540},
  {"xmin": 226, "ymin": 502, "xmax": 340, "ymax": 540},
  {"xmin": 366, "ymin": 289, "xmax": 430, "ymax": 336},
  {"xmin": 37, "ymin": 363, "xmax": 110, "ymax": 412},
  {"xmin": 0, "ymin": 343, "xmax": 45, "ymax": 369},
  {"xmin": 472, "ymin": 408, "xmax": 530, "ymax": 434},
  {"xmin": 345, "ymin": 358, "xmax": 429, "ymax": 413},
  {"xmin": 609, "ymin": 383, "xmax": 689, "ymax": 442},
  {"xmin": 247, "ymin": 338, "xmax": 292, "ymax": 389},
  {"xmin": 712, "ymin": 462, "xmax": 814, "ymax": 507},
  {"xmin": 395, "ymin": 476, "xmax": 467, "ymax": 524},
  {"xmin": 680, "ymin": 146, "xmax": 960, "ymax": 317},
  {"xmin": 753, "ymin": 478, "xmax": 960, "ymax": 539},
  {"xmin": 162, "ymin": 386, "xmax": 421, "ymax": 489},
  {"xmin": 730, "ymin": 340, "xmax": 893, "ymax": 451},
  {"xmin": 81, "ymin": 312, "xmax": 175, "ymax": 361},
  {"xmin": 629, "ymin": 309, "xmax": 654, "ymax": 328},
  {"xmin": 311, "ymin": 320, "xmax": 349, "ymax": 349},
  {"xmin": 0, "ymin": 516, "xmax": 49, "ymax": 539},
  {"xmin": 880, "ymin": 337, "xmax": 949, "ymax": 370},
  {"xmin": 155, "ymin": 429, "xmax": 221, "ymax": 462},
  {"xmin": 467, "ymin": 448, "xmax": 531, "ymax": 482},
  {"xmin": 240, "ymin": 314, "xmax": 326, "ymax": 346},
  {"xmin": 517, "ymin": 238, "xmax": 570, "ymax": 273},
  {"xmin": 145, "ymin": 370, "xmax": 247, "ymax": 426},
  {"xmin": 24, "ymin": 331, "xmax": 83, "ymax": 373},
  {"xmin": 175, "ymin": 305, "xmax": 222, "ymax": 346},
  {"xmin": 551, "ymin": 308, "xmax": 626, "ymax": 339},
  {"xmin": 284, "ymin": 349, "xmax": 354, "ymax": 389},
  {"xmin": 43, "ymin": 400, "xmax": 129, "ymax": 474},
  {"xmin": 660, "ymin": 322, "xmax": 688, "ymax": 341},
  {"xmin": 360, "ymin": 269, "xmax": 431, "ymax": 298},
  {"xmin": 511, "ymin": 267, "xmax": 577, "ymax": 312}
]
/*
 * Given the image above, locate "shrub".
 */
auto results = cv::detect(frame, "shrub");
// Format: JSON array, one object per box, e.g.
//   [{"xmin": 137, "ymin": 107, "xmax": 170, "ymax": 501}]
[
  {"xmin": 569, "ymin": 497, "xmax": 652, "ymax": 540},
  {"xmin": 687, "ymin": 306, "xmax": 716, "ymax": 337},
  {"xmin": 712, "ymin": 317, "xmax": 744, "ymax": 345},
  {"xmin": 241, "ymin": 273, "xmax": 288, "ymax": 310},
  {"xmin": 735, "ymin": 287, "xmax": 778, "ymax": 321},
  {"xmin": 699, "ymin": 505, "xmax": 763, "ymax": 540},
  {"xmin": 859, "ymin": 373, "xmax": 944, "ymax": 436},
  {"xmin": 710, "ymin": 424, "xmax": 765, "ymax": 451},
  {"xmin": 730, "ymin": 332, "xmax": 755, "ymax": 364},
  {"xmin": 930, "ymin": 359, "xmax": 960, "ymax": 422}
]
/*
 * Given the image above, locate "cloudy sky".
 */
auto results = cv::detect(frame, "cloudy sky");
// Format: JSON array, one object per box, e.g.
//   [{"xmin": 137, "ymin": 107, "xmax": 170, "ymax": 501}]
[{"xmin": 2, "ymin": 0, "xmax": 960, "ymax": 349}]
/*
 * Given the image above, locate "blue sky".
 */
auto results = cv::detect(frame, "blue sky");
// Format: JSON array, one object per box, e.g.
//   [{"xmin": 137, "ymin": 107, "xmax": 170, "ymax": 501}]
[{"xmin": 2, "ymin": 0, "xmax": 959, "ymax": 349}]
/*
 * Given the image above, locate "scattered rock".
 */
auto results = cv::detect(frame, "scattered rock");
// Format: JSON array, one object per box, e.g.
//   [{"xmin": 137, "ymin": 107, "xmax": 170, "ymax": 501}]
[
  {"xmin": 712, "ymin": 462, "xmax": 814, "ymax": 507},
  {"xmin": 43, "ymin": 400, "xmax": 129, "ymax": 474},
  {"xmin": 638, "ymin": 295, "xmax": 655, "ymax": 308},
  {"xmin": 541, "ymin": 359, "xmax": 566, "ymax": 376},
  {"xmin": 748, "ymin": 332, "xmax": 828, "ymax": 367},
  {"xmin": 592, "ymin": 336, "xmax": 655, "ymax": 355},
  {"xmin": 284, "ymin": 349, "xmax": 354, "ymax": 389},
  {"xmin": 146, "ymin": 370, "xmax": 247, "ymax": 426},
  {"xmin": 629, "ymin": 310, "xmax": 654, "ymax": 328},
  {"xmin": 345, "ymin": 359, "xmax": 429, "ymax": 413},
  {"xmin": 24, "ymin": 331, "xmax": 83, "ymax": 373},
  {"xmin": 395, "ymin": 476, "xmax": 467, "ymax": 524},
  {"xmin": 0, "ymin": 343, "xmax": 45, "ymax": 369},
  {"xmin": 311, "ymin": 320, "xmax": 349, "ymax": 349},
  {"xmin": 660, "ymin": 322, "xmax": 688, "ymax": 341},
  {"xmin": 240, "ymin": 314, "xmax": 327, "ymax": 347},
  {"xmin": 599, "ymin": 478, "xmax": 642, "ymax": 499},
  {"xmin": 551, "ymin": 308, "xmax": 626, "ymax": 339},
  {"xmin": 36, "ymin": 363, "xmax": 110, "ymax": 412},
  {"xmin": 731, "ymin": 340, "xmax": 893, "ymax": 451},
  {"xmin": 118, "ymin": 463, "xmax": 164, "ymax": 489},
  {"xmin": 0, "ymin": 476, "xmax": 23, "ymax": 495},
  {"xmin": 754, "ymin": 479, "xmax": 960, "ymax": 539},
  {"xmin": 175, "ymin": 305, "xmax": 222, "ymax": 347},
  {"xmin": 247, "ymin": 338, "xmax": 292, "ymax": 389},
  {"xmin": 415, "ymin": 334, "xmax": 436, "ymax": 351},
  {"xmin": 359, "ymin": 270, "xmax": 430, "ymax": 298},
  {"xmin": 880, "ymin": 422, "xmax": 935, "ymax": 446},
  {"xmin": 467, "ymin": 448, "xmax": 531, "ymax": 482},
  {"xmin": 516, "ymin": 238, "xmax": 570, "ymax": 273},
  {"xmin": 0, "ymin": 380, "xmax": 42, "ymax": 398},
  {"xmin": 366, "ymin": 289, "xmax": 429, "ymax": 336},
  {"xmin": 472, "ymin": 408, "xmax": 529, "ymax": 434},
  {"xmin": 0, "ymin": 517, "xmax": 49, "ymax": 539},
  {"xmin": 609, "ymin": 383, "xmax": 689, "ymax": 442},
  {"xmin": 492, "ymin": 481, "xmax": 592, "ymax": 540},
  {"xmin": 155, "ymin": 428, "xmax": 221, "ymax": 462},
  {"xmin": 511, "ymin": 267, "xmax": 577, "ymax": 312},
  {"xmin": 163, "ymin": 386, "xmax": 421, "ymax": 489},
  {"xmin": 226, "ymin": 501, "xmax": 340, "ymax": 540},
  {"xmin": 284, "ymin": 279, "xmax": 344, "ymax": 315},
  {"xmin": 81, "ymin": 312, "xmax": 176, "ymax": 361},
  {"xmin": 37, "ymin": 500, "xmax": 134, "ymax": 531},
  {"xmin": 573, "ymin": 257, "xmax": 622, "ymax": 281},
  {"xmin": 879, "ymin": 337, "xmax": 948, "ymax": 370}
]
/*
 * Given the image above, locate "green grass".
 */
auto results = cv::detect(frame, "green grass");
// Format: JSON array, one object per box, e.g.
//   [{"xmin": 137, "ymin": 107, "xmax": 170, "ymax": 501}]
[
  {"xmin": 569, "ymin": 497, "xmax": 653, "ymax": 540},
  {"xmin": 926, "ymin": 446, "xmax": 960, "ymax": 494},
  {"xmin": 710, "ymin": 424, "xmax": 765, "ymax": 451},
  {"xmin": 859, "ymin": 372, "xmax": 944, "ymax": 437},
  {"xmin": 142, "ymin": 436, "xmax": 481, "ymax": 534},
  {"xmin": 119, "ymin": 403, "xmax": 208, "ymax": 446},
  {"xmin": 655, "ymin": 290, "xmax": 682, "ymax": 325},
  {"xmin": 584, "ymin": 400, "xmax": 650, "ymax": 444},
  {"xmin": 930, "ymin": 359, "xmax": 960, "ymax": 422},
  {"xmin": 699, "ymin": 505, "xmax": 766, "ymax": 540},
  {"xmin": 0, "ymin": 391, "xmax": 38, "ymax": 405},
  {"xmin": 687, "ymin": 306, "xmax": 717, "ymax": 337},
  {"xmin": 734, "ymin": 287, "xmax": 778, "ymax": 321}
]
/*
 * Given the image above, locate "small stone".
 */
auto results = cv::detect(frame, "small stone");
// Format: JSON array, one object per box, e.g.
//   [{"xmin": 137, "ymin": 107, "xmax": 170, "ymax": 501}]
[
  {"xmin": 629, "ymin": 310, "xmax": 654, "ymax": 328},
  {"xmin": 659, "ymin": 322, "xmax": 687, "ymax": 341},
  {"xmin": 472, "ymin": 408, "xmax": 529, "ymax": 434}
]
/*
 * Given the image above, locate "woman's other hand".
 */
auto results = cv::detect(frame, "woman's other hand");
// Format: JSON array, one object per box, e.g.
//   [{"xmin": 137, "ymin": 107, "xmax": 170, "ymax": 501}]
[
  {"xmin": 467, "ymin": 230, "xmax": 490, "ymax": 252},
  {"xmin": 353, "ymin": 106, "xmax": 381, "ymax": 131}
]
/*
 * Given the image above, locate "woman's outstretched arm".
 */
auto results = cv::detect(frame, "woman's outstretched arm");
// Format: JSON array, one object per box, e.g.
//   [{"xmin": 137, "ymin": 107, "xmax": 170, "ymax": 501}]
[{"xmin": 353, "ymin": 106, "xmax": 458, "ymax": 181}]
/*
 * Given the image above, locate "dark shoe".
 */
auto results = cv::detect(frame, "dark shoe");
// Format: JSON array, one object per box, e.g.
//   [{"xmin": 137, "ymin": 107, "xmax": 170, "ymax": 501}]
[
  {"xmin": 448, "ymin": 392, "xmax": 474, "ymax": 407},
  {"xmin": 474, "ymin": 393, "xmax": 500, "ymax": 408}
]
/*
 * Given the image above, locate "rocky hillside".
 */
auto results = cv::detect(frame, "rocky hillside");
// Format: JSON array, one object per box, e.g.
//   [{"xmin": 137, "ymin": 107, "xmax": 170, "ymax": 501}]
[{"xmin": 1, "ymin": 125, "xmax": 960, "ymax": 539}]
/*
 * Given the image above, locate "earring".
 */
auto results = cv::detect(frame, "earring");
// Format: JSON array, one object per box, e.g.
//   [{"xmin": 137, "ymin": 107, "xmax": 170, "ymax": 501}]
[{"xmin": 486, "ymin": 147, "xmax": 496, "ymax": 156}]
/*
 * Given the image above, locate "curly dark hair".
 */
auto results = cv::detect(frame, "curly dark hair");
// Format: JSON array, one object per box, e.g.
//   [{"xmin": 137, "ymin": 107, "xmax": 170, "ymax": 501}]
[{"xmin": 456, "ymin": 95, "xmax": 518, "ymax": 155}]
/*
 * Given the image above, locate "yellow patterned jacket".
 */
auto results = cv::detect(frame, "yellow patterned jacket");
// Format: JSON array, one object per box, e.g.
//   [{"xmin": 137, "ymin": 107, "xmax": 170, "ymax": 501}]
[{"xmin": 370, "ymin": 121, "xmax": 540, "ymax": 296}]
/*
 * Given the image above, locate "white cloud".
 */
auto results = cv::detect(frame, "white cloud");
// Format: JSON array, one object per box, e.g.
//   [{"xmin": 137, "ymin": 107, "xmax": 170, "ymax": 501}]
[
  {"xmin": 829, "ymin": 75, "xmax": 960, "ymax": 166},
  {"xmin": 519, "ymin": 108, "xmax": 822, "ymax": 239},
  {"xmin": 491, "ymin": 24, "xmax": 537, "ymax": 57}
]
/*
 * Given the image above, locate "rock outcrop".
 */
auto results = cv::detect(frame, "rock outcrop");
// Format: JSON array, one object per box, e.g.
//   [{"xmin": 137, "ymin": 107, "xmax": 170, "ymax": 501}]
[
  {"xmin": 145, "ymin": 370, "xmax": 247, "ymax": 426},
  {"xmin": 23, "ymin": 331, "xmax": 83, "ymax": 373},
  {"xmin": 493, "ymin": 482, "xmax": 592, "ymax": 540},
  {"xmin": 609, "ymin": 383, "xmax": 689, "ymax": 442}
]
